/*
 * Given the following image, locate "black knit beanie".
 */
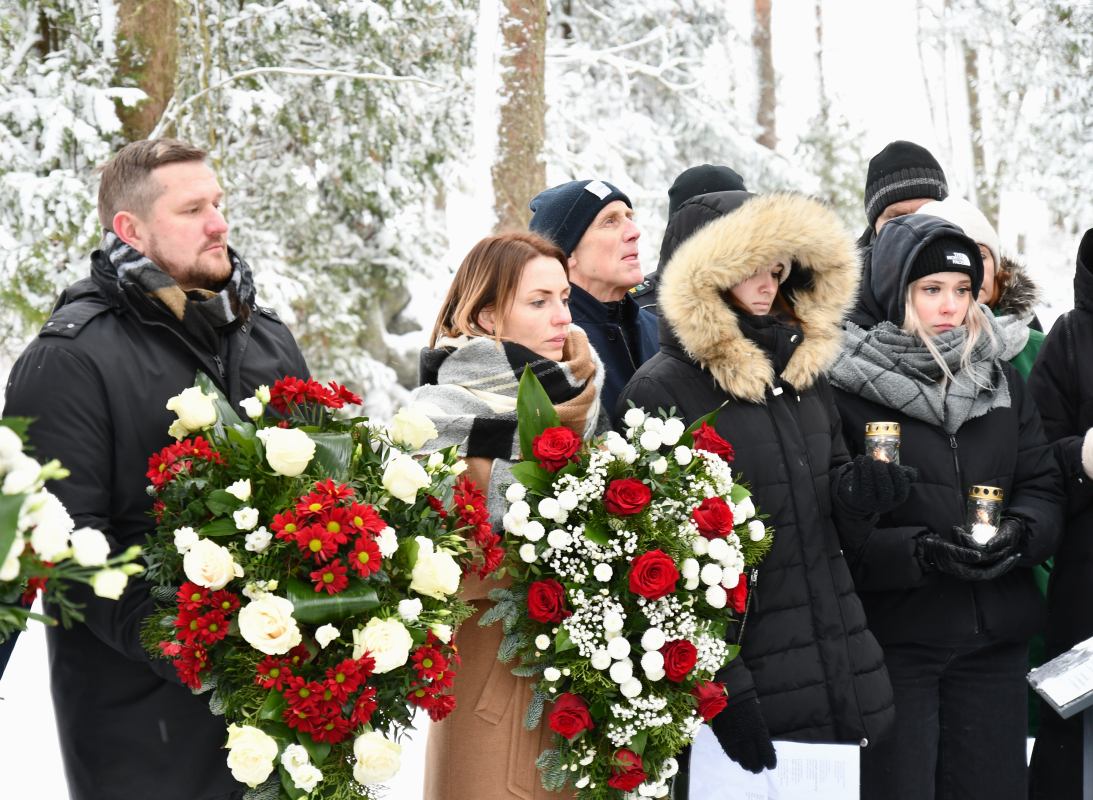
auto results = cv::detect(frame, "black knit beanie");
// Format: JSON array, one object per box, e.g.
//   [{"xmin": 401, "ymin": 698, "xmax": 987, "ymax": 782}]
[
  {"xmin": 667, "ymin": 165, "xmax": 747, "ymax": 219},
  {"xmin": 528, "ymin": 180, "xmax": 632, "ymax": 257},
  {"xmin": 864, "ymin": 141, "xmax": 948, "ymax": 228},
  {"xmin": 906, "ymin": 235, "xmax": 981, "ymax": 286}
]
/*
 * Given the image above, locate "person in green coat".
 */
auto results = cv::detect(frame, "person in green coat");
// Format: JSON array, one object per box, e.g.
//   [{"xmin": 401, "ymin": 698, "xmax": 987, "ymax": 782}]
[{"xmin": 916, "ymin": 197, "xmax": 1048, "ymax": 736}]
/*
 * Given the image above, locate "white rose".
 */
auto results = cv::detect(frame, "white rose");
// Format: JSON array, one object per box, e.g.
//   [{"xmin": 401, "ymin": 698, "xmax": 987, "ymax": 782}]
[
  {"xmin": 30, "ymin": 513, "xmax": 72, "ymax": 563},
  {"xmin": 591, "ymin": 649, "xmax": 612, "ymax": 670},
  {"xmin": 736, "ymin": 496, "xmax": 756, "ymax": 519},
  {"xmin": 381, "ymin": 453, "xmax": 431, "ymax": 503},
  {"xmin": 519, "ymin": 543, "xmax": 538, "ymax": 563},
  {"xmin": 426, "ymin": 452, "xmax": 445, "ymax": 471},
  {"xmin": 0, "ymin": 425, "xmax": 23, "ymax": 463},
  {"xmin": 291, "ymin": 764, "xmax": 323, "ymax": 792},
  {"xmin": 226, "ymin": 479, "xmax": 252, "ymax": 501},
  {"xmin": 701, "ymin": 563, "xmax": 723, "ymax": 586},
  {"xmin": 398, "ymin": 598, "xmax": 423, "ymax": 622},
  {"xmin": 721, "ymin": 569, "xmax": 741, "ymax": 590},
  {"xmin": 706, "ymin": 584, "xmax": 728, "ymax": 609},
  {"xmin": 691, "ymin": 536, "xmax": 709, "ymax": 556},
  {"xmin": 748, "ymin": 520, "xmax": 766, "ymax": 541},
  {"xmin": 680, "ymin": 558, "xmax": 700, "ymax": 581},
  {"xmin": 184, "ymin": 539, "xmax": 243, "ymax": 591},
  {"xmin": 0, "ymin": 537, "xmax": 23, "ymax": 580},
  {"xmin": 651, "ymin": 457, "xmax": 668, "ymax": 475},
  {"xmin": 674, "ymin": 446, "xmax": 693, "ymax": 466},
  {"xmin": 543, "ymin": 667, "xmax": 561, "ymax": 682},
  {"xmin": 450, "ymin": 459, "xmax": 468, "ymax": 475},
  {"xmin": 90, "ymin": 569, "xmax": 129, "ymax": 599},
  {"xmin": 233, "ymin": 507, "xmax": 259, "ymax": 531},
  {"xmin": 239, "ymin": 595, "xmax": 302, "ymax": 655},
  {"xmin": 609, "ymin": 660, "xmax": 634, "ymax": 684},
  {"xmin": 389, "ymin": 407, "xmax": 439, "ymax": 451},
  {"xmin": 167, "ymin": 420, "xmax": 189, "ymax": 440},
  {"xmin": 621, "ymin": 677, "xmax": 643, "ymax": 698},
  {"xmin": 639, "ymin": 430, "xmax": 662, "ymax": 451},
  {"xmin": 429, "ymin": 622, "xmax": 453, "ymax": 644},
  {"xmin": 174, "ymin": 526, "xmax": 198, "ymax": 554},
  {"xmin": 70, "ymin": 527, "xmax": 110, "ymax": 567},
  {"xmin": 558, "ymin": 490, "xmax": 579, "ymax": 511},
  {"xmin": 608, "ymin": 636, "xmax": 632, "ymax": 660},
  {"xmin": 315, "ymin": 623, "xmax": 339, "ymax": 649},
  {"xmin": 603, "ymin": 611, "xmax": 624, "ymax": 632},
  {"xmin": 624, "ymin": 408, "xmax": 646, "ymax": 428},
  {"xmin": 239, "ymin": 397, "xmax": 263, "ymax": 420},
  {"xmin": 352, "ymin": 731, "xmax": 403, "ymax": 786},
  {"xmin": 576, "ymin": 775, "xmax": 591, "ymax": 789},
  {"xmin": 707, "ymin": 537, "xmax": 730, "ymax": 561},
  {"xmin": 245, "ymin": 527, "xmax": 272, "ymax": 553},
  {"xmin": 225, "ymin": 724, "xmax": 278, "ymax": 788},
  {"xmin": 166, "ymin": 386, "xmax": 218, "ymax": 434},
  {"xmin": 547, "ymin": 529, "xmax": 571, "ymax": 549},
  {"xmin": 508, "ymin": 500, "xmax": 530, "ymax": 521},
  {"xmin": 505, "ymin": 483, "xmax": 527, "ymax": 503},
  {"xmin": 376, "ymin": 526, "xmax": 398, "ymax": 558},
  {"xmin": 641, "ymin": 627, "xmax": 666, "ymax": 652},
  {"xmin": 352, "ymin": 617, "xmax": 413, "ymax": 672},
  {"xmin": 538, "ymin": 498, "xmax": 561, "ymax": 518},
  {"xmin": 641, "ymin": 650, "xmax": 665, "ymax": 675},
  {"xmin": 3, "ymin": 454, "xmax": 42, "ymax": 495},
  {"xmin": 660, "ymin": 418, "xmax": 685, "ymax": 446},
  {"xmin": 411, "ymin": 547, "xmax": 460, "ymax": 600},
  {"xmin": 281, "ymin": 744, "xmax": 310, "ymax": 774},
  {"xmin": 255, "ymin": 385, "xmax": 271, "ymax": 404},
  {"xmin": 535, "ymin": 634, "xmax": 551, "ymax": 650},
  {"xmin": 684, "ymin": 576, "xmax": 700, "ymax": 591},
  {"xmin": 256, "ymin": 427, "xmax": 316, "ymax": 478},
  {"xmin": 593, "ymin": 563, "xmax": 613, "ymax": 582}
]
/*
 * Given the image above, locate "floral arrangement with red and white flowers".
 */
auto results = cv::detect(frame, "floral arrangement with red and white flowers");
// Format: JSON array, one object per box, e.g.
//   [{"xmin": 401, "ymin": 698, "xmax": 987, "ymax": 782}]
[
  {"xmin": 483, "ymin": 370, "xmax": 772, "ymax": 798},
  {"xmin": 140, "ymin": 374, "xmax": 498, "ymax": 799},
  {"xmin": 0, "ymin": 418, "xmax": 143, "ymax": 641}
]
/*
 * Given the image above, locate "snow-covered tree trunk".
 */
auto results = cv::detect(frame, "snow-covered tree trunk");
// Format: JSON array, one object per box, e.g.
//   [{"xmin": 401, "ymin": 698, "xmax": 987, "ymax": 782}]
[
  {"xmin": 492, "ymin": 0, "xmax": 548, "ymax": 232},
  {"xmin": 963, "ymin": 43, "xmax": 998, "ymax": 228},
  {"xmin": 116, "ymin": 0, "xmax": 179, "ymax": 140},
  {"xmin": 753, "ymin": 0, "xmax": 776, "ymax": 150}
]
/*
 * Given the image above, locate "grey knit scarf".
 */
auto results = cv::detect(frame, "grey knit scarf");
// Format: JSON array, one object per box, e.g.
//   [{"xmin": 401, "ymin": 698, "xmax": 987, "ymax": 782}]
[{"xmin": 829, "ymin": 312, "xmax": 1012, "ymax": 434}]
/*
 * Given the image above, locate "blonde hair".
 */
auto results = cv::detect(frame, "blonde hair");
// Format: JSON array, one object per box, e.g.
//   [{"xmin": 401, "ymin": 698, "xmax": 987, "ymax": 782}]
[{"xmin": 902, "ymin": 280, "xmax": 997, "ymax": 388}]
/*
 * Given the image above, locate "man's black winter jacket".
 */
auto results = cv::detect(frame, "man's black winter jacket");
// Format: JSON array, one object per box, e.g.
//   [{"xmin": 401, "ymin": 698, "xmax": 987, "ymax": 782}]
[{"xmin": 3, "ymin": 253, "xmax": 309, "ymax": 800}]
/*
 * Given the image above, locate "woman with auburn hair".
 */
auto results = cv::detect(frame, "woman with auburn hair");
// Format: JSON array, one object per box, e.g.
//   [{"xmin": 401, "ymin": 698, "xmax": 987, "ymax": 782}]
[{"xmin": 412, "ymin": 231, "xmax": 606, "ymax": 800}]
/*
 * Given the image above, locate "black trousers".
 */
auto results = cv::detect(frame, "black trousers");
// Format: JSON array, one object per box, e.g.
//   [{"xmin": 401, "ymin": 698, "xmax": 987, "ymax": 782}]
[
  {"xmin": 861, "ymin": 639, "xmax": 1028, "ymax": 800},
  {"xmin": 1029, "ymin": 696, "xmax": 1084, "ymax": 799}
]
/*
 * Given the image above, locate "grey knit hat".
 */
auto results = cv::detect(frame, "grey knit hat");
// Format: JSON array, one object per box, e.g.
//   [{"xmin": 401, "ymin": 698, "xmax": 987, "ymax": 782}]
[{"xmin": 864, "ymin": 141, "xmax": 949, "ymax": 228}]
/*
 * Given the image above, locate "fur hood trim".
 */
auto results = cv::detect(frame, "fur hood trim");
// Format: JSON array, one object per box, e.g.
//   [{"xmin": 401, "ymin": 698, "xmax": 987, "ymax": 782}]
[
  {"xmin": 994, "ymin": 256, "xmax": 1039, "ymax": 320},
  {"xmin": 659, "ymin": 193, "xmax": 861, "ymax": 403}
]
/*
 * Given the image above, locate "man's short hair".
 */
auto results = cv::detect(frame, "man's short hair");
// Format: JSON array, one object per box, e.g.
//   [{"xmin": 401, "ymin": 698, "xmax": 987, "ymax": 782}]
[{"xmin": 94, "ymin": 138, "xmax": 209, "ymax": 232}]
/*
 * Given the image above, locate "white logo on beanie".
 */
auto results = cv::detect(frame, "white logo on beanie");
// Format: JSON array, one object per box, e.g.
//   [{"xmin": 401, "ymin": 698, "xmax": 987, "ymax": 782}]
[
  {"xmin": 946, "ymin": 251, "xmax": 971, "ymax": 267},
  {"xmin": 584, "ymin": 180, "xmax": 611, "ymax": 200}
]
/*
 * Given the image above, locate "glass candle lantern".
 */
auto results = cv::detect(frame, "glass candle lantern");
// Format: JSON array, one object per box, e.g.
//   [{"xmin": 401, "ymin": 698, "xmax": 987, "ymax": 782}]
[
  {"xmin": 966, "ymin": 485, "xmax": 1004, "ymax": 545},
  {"xmin": 865, "ymin": 422, "xmax": 901, "ymax": 464}
]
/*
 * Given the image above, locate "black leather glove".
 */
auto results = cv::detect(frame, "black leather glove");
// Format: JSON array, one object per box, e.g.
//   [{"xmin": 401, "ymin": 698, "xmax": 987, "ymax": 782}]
[
  {"xmin": 916, "ymin": 530, "xmax": 1021, "ymax": 581},
  {"xmin": 981, "ymin": 517, "xmax": 1023, "ymax": 558},
  {"xmin": 709, "ymin": 697, "xmax": 777, "ymax": 774},
  {"xmin": 837, "ymin": 454, "xmax": 918, "ymax": 515}
]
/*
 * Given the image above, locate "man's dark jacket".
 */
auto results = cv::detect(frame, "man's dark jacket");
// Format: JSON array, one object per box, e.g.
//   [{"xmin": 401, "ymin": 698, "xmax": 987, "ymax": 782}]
[
  {"xmin": 567, "ymin": 283, "xmax": 657, "ymax": 416},
  {"xmin": 1027, "ymin": 228, "xmax": 1093, "ymax": 799},
  {"xmin": 616, "ymin": 192, "xmax": 894, "ymax": 747},
  {"xmin": 3, "ymin": 252, "xmax": 309, "ymax": 800}
]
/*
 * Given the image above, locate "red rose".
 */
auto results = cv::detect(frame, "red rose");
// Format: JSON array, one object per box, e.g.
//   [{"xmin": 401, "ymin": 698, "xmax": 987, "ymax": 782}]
[
  {"xmin": 608, "ymin": 749, "xmax": 647, "ymax": 791},
  {"xmin": 728, "ymin": 573, "xmax": 748, "ymax": 614},
  {"xmin": 628, "ymin": 549, "xmax": 680, "ymax": 601},
  {"xmin": 604, "ymin": 478, "xmax": 652, "ymax": 516},
  {"xmin": 692, "ymin": 422, "xmax": 735, "ymax": 462},
  {"xmin": 691, "ymin": 497, "xmax": 735, "ymax": 539},
  {"xmin": 532, "ymin": 426, "xmax": 582, "ymax": 472},
  {"xmin": 662, "ymin": 639, "xmax": 698, "ymax": 682},
  {"xmin": 548, "ymin": 693, "xmax": 595, "ymax": 739},
  {"xmin": 526, "ymin": 579, "xmax": 570, "ymax": 623},
  {"xmin": 692, "ymin": 680, "xmax": 728, "ymax": 721}
]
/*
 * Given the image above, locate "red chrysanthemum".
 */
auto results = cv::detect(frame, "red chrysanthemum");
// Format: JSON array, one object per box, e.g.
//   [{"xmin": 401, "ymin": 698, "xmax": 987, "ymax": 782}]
[
  {"xmin": 350, "ymin": 686, "xmax": 378, "ymax": 727},
  {"xmin": 296, "ymin": 491, "xmax": 335, "ymax": 519},
  {"xmin": 176, "ymin": 582, "xmax": 210, "ymax": 612},
  {"xmin": 157, "ymin": 641, "xmax": 182, "ymax": 657},
  {"xmin": 325, "ymin": 659, "xmax": 362, "ymax": 702},
  {"xmin": 313, "ymin": 479, "xmax": 355, "ymax": 499},
  {"xmin": 318, "ymin": 506, "xmax": 352, "ymax": 545},
  {"xmin": 255, "ymin": 657, "xmax": 293, "ymax": 691},
  {"xmin": 311, "ymin": 560, "xmax": 349, "ymax": 594},
  {"xmin": 208, "ymin": 590, "xmax": 240, "ymax": 615},
  {"xmin": 269, "ymin": 376, "xmax": 311, "ymax": 414},
  {"xmin": 412, "ymin": 647, "xmax": 448, "ymax": 682},
  {"xmin": 478, "ymin": 536, "xmax": 506, "ymax": 579},
  {"xmin": 176, "ymin": 436, "xmax": 219, "ymax": 462},
  {"xmin": 286, "ymin": 643, "xmax": 311, "ymax": 668},
  {"xmin": 310, "ymin": 713, "xmax": 352, "ymax": 744},
  {"xmin": 147, "ymin": 448, "xmax": 181, "ymax": 487},
  {"xmin": 174, "ymin": 644, "xmax": 210, "ymax": 690},
  {"xmin": 355, "ymin": 652, "xmax": 376, "ymax": 678},
  {"xmin": 408, "ymin": 684, "xmax": 438, "ymax": 709},
  {"xmin": 429, "ymin": 694, "xmax": 457, "ymax": 723},
  {"xmin": 329, "ymin": 381, "xmax": 363, "ymax": 408},
  {"xmin": 426, "ymin": 495, "xmax": 448, "ymax": 519},
  {"xmin": 153, "ymin": 499, "xmax": 167, "ymax": 522},
  {"xmin": 347, "ymin": 502, "xmax": 386, "ymax": 535},
  {"xmin": 271, "ymin": 510, "xmax": 302, "ymax": 541},
  {"xmin": 295, "ymin": 525, "xmax": 338, "ymax": 562},
  {"xmin": 284, "ymin": 676, "xmax": 324, "ymax": 711},
  {"xmin": 432, "ymin": 669, "xmax": 456, "ymax": 691},
  {"xmin": 21, "ymin": 575, "xmax": 47, "ymax": 604},
  {"xmin": 453, "ymin": 478, "xmax": 490, "ymax": 528},
  {"xmin": 173, "ymin": 608, "xmax": 202, "ymax": 644},
  {"xmin": 347, "ymin": 537, "xmax": 382, "ymax": 578},
  {"xmin": 192, "ymin": 610, "xmax": 229, "ymax": 644},
  {"xmin": 283, "ymin": 703, "xmax": 320, "ymax": 733}
]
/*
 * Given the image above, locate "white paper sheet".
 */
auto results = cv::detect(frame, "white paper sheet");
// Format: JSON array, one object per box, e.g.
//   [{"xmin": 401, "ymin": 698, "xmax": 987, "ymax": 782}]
[{"xmin": 689, "ymin": 726, "xmax": 860, "ymax": 800}]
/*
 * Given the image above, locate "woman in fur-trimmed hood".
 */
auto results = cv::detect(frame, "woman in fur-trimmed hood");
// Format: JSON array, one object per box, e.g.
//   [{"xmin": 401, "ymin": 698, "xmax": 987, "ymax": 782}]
[{"xmin": 616, "ymin": 192, "xmax": 897, "ymax": 783}]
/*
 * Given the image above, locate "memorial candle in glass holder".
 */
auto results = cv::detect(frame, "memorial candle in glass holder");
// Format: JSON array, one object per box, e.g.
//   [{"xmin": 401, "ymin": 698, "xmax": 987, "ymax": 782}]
[
  {"xmin": 865, "ymin": 422, "xmax": 901, "ymax": 464},
  {"xmin": 967, "ymin": 485, "xmax": 1003, "ymax": 545}
]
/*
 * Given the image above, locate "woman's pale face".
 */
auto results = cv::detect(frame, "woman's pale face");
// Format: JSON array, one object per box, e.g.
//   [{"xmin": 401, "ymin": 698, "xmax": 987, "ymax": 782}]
[
  {"xmin": 911, "ymin": 272, "xmax": 973, "ymax": 335},
  {"xmin": 477, "ymin": 255, "xmax": 572, "ymax": 359},
  {"xmin": 977, "ymin": 245, "xmax": 996, "ymax": 304},
  {"xmin": 730, "ymin": 260, "xmax": 785, "ymax": 315}
]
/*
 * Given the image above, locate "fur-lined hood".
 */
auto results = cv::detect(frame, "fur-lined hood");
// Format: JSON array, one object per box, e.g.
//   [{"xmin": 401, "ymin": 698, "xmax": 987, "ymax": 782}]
[
  {"xmin": 993, "ymin": 256, "xmax": 1040, "ymax": 320},
  {"xmin": 659, "ymin": 193, "xmax": 861, "ymax": 403}
]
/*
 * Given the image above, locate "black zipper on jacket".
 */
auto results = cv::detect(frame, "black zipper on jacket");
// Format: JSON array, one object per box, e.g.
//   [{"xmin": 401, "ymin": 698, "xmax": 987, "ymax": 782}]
[
  {"xmin": 736, "ymin": 568, "xmax": 760, "ymax": 647},
  {"xmin": 950, "ymin": 433, "xmax": 982, "ymax": 634},
  {"xmin": 213, "ymin": 355, "xmax": 226, "ymax": 379}
]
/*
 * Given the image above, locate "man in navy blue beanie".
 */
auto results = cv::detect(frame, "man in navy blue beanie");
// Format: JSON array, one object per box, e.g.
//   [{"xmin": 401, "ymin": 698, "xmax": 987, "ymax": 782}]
[{"xmin": 529, "ymin": 179, "xmax": 658, "ymax": 415}]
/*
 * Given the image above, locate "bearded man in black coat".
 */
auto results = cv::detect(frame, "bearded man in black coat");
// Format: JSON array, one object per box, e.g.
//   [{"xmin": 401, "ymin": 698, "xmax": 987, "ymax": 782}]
[{"xmin": 3, "ymin": 138, "xmax": 310, "ymax": 800}]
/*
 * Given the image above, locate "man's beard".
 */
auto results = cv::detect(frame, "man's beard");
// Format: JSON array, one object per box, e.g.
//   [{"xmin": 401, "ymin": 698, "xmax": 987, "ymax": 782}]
[{"xmin": 146, "ymin": 234, "xmax": 233, "ymax": 292}]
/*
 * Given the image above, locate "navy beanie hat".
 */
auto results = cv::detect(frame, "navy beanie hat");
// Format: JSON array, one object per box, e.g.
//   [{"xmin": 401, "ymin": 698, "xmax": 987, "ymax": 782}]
[
  {"xmin": 528, "ymin": 180, "xmax": 632, "ymax": 257},
  {"xmin": 864, "ymin": 141, "xmax": 948, "ymax": 228}
]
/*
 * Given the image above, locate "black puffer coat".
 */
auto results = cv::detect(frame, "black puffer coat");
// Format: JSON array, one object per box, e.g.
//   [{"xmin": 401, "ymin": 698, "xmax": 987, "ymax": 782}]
[
  {"xmin": 3, "ymin": 254, "xmax": 309, "ymax": 800},
  {"xmin": 616, "ymin": 193, "xmax": 894, "ymax": 746},
  {"xmin": 1027, "ymin": 228, "xmax": 1093, "ymax": 798}
]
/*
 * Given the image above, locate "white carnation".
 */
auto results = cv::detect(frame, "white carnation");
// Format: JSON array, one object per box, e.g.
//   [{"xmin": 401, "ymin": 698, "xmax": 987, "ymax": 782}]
[
  {"xmin": 70, "ymin": 527, "xmax": 110, "ymax": 567},
  {"xmin": 174, "ymin": 526, "xmax": 198, "ymax": 554},
  {"xmin": 233, "ymin": 506, "xmax": 259, "ymax": 531},
  {"xmin": 508, "ymin": 500, "xmax": 530, "ymax": 521},
  {"xmin": 680, "ymin": 558, "xmax": 700, "ymax": 581},
  {"xmin": 691, "ymin": 536, "xmax": 709, "ymax": 556},
  {"xmin": 543, "ymin": 667, "xmax": 561, "ymax": 682},
  {"xmin": 660, "ymin": 418, "xmax": 685, "ymax": 446},
  {"xmin": 707, "ymin": 537, "xmax": 731, "ymax": 561},
  {"xmin": 519, "ymin": 543, "xmax": 538, "ymax": 563},
  {"xmin": 684, "ymin": 576, "xmax": 700, "ymax": 591},
  {"xmin": 226, "ymin": 479, "xmax": 251, "ymax": 501},
  {"xmin": 641, "ymin": 627, "xmax": 666, "ymax": 652},
  {"xmin": 538, "ymin": 498, "xmax": 561, "ymax": 518},
  {"xmin": 700, "ymin": 563, "xmax": 724, "ymax": 586},
  {"xmin": 641, "ymin": 650, "xmax": 665, "ymax": 675},
  {"xmin": 315, "ymin": 624, "xmax": 339, "ymax": 649},
  {"xmin": 245, "ymin": 527, "xmax": 272, "ymax": 553},
  {"xmin": 651, "ymin": 457, "xmax": 668, "ymax": 475},
  {"xmin": 90, "ymin": 569, "xmax": 128, "ymax": 599},
  {"xmin": 609, "ymin": 660, "xmax": 634, "ymax": 684},
  {"xmin": 706, "ymin": 584, "xmax": 728, "ymax": 609},
  {"xmin": 674, "ymin": 446, "xmax": 693, "ymax": 466},
  {"xmin": 603, "ymin": 611, "xmax": 624, "ymax": 633},
  {"xmin": 591, "ymin": 650, "xmax": 612, "ymax": 670},
  {"xmin": 624, "ymin": 408, "xmax": 646, "ymax": 428},
  {"xmin": 558, "ymin": 490, "xmax": 579, "ymax": 510},
  {"xmin": 429, "ymin": 622, "xmax": 453, "ymax": 644},
  {"xmin": 721, "ymin": 569, "xmax": 741, "ymax": 589},
  {"xmin": 523, "ymin": 521, "xmax": 546, "ymax": 542},
  {"xmin": 376, "ymin": 527, "xmax": 398, "ymax": 558},
  {"xmin": 606, "ymin": 434, "xmax": 629, "ymax": 455},
  {"xmin": 639, "ymin": 430, "xmax": 662, "ymax": 451},
  {"xmin": 535, "ymin": 634, "xmax": 551, "ymax": 650},
  {"xmin": 607, "ymin": 636, "xmax": 632, "ymax": 660},
  {"xmin": 398, "ymin": 598, "xmax": 423, "ymax": 622},
  {"xmin": 748, "ymin": 520, "xmax": 767, "ymax": 541},
  {"xmin": 736, "ymin": 496, "xmax": 756, "ymax": 519},
  {"xmin": 547, "ymin": 529, "xmax": 571, "ymax": 549},
  {"xmin": 593, "ymin": 563, "xmax": 613, "ymax": 582},
  {"xmin": 620, "ymin": 677, "xmax": 643, "ymax": 698},
  {"xmin": 505, "ymin": 483, "xmax": 527, "ymax": 503}
]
